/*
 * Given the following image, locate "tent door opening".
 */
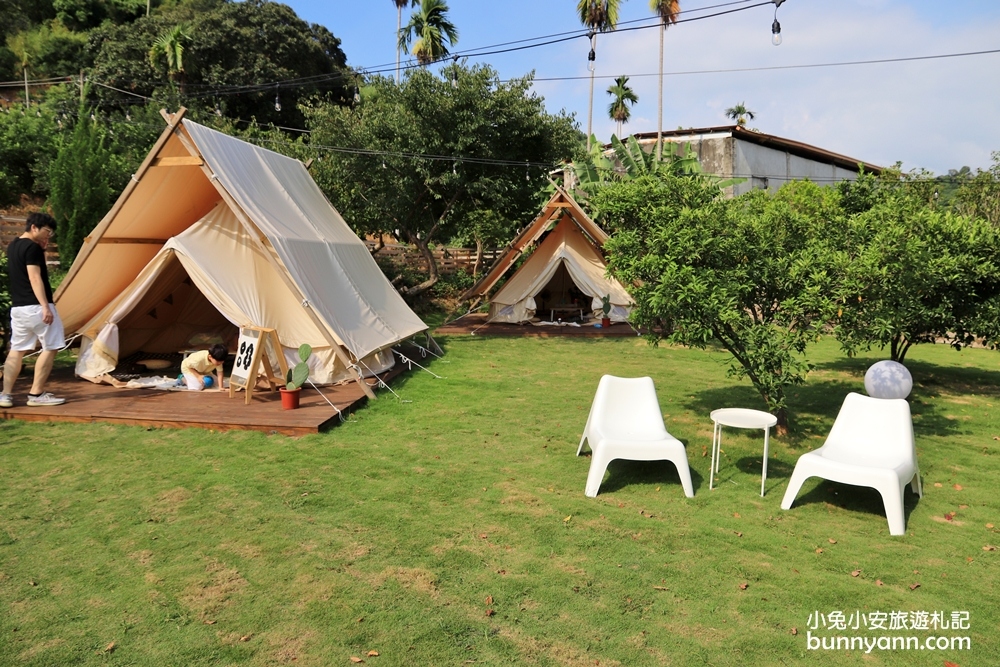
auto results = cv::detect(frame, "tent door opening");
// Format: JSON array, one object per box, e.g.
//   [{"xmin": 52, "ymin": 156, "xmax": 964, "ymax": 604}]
[
  {"xmin": 537, "ymin": 262, "xmax": 589, "ymax": 321},
  {"xmin": 112, "ymin": 254, "xmax": 237, "ymax": 363}
]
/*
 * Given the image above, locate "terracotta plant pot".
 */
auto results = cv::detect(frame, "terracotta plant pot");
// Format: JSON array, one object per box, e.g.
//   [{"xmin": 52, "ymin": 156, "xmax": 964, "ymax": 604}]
[
  {"xmin": 601, "ymin": 317, "xmax": 611, "ymax": 328},
  {"xmin": 279, "ymin": 386, "xmax": 301, "ymax": 410}
]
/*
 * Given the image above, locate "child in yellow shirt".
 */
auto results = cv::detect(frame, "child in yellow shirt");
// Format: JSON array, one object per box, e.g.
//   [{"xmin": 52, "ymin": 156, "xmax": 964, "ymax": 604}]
[{"xmin": 181, "ymin": 343, "xmax": 227, "ymax": 391}]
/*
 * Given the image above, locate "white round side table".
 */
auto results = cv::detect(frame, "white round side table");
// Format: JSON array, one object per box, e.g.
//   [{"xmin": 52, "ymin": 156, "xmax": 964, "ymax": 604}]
[{"xmin": 710, "ymin": 408, "xmax": 778, "ymax": 496}]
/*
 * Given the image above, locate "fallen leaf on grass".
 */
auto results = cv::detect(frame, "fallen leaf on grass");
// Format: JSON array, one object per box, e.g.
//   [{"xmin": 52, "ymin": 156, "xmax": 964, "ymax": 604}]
[
  {"xmin": 734, "ymin": 531, "xmax": 743, "ymax": 538},
  {"xmin": 240, "ymin": 634, "xmax": 253, "ymax": 642},
  {"xmin": 945, "ymin": 512, "xmax": 956, "ymax": 522},
  {"xmin": 739, "ymin": 582, "xmax": 748, "ymax": 590},
  {"xmin": 984, "ymin": 545, "xmax": 998, "ymax": 551},
  {"xmin": 497, "ymin": 569, "xmax": 506, "ymax": 575},
  {"xmin": 350, "ymin": 658, "xmax": 364, "ymax": 664},
  {"xmin": 790, "ymin": 628, "xmax": 798, "ymax": 636},
  {"xmin": 967, "ymin": 557, "xmax": 974, "ymax": 562},
  {"xmin": 944, "ymin": 661, "xmax": 960, "ymax": 667},
  {"xmin": 478, "ymin": 533, "xmax": 488, "ymax": 540},
  {"xmin": 733, "ymin": 512, "xmax": 741, "ymax": 518},
  {"xmin": 815, "ymin": 548, "xmax": 824, "ymax": 554},
  {"xmin": 954, "ymin": 484, "xmax": 964, "ymax": 491},
  {"xmin": 702, "ymin": 446, "xmax": 708, "ymax": 457},
  {"xmin": 934, "ymin": 483, "xmax": 943, "ymax": 488},
  {"xmin": 909, "ymin": 583, "xmax": 921, "ymax": 591},
  {"xmin": 828, "ymin": 538, "xmax": 837, "ymax": 544},
  {"xmin": 631, "ymin": 533, "xmax": 642, "ymax": 540},
  {"xmin": 988, "ymin": 523, "xmax": 995, "ymax": 529},
  {"xmin": 203, "ymin": 620, "xmax": 216, "ymax": 625},
  {"xmin": 484, "ymin": 595, "xmax": 493, "ymax": 605},
  {"xmin": 563, "ymin": 515, "xmax": 572, "ymax": 523},
  {"xmin": 959, "ymin": 504, "xmax": 968, "ymax": 509},
  {"xmin": 485, "ymin": 609, "xmax": 495, "ymax": 617},
  {"xmin": 104, "ymin": 642, "xmax": 116, "ymax": 654},
  {"xmin": 367, "ymin": 650, "xmax": 379, "ymax": 657},
  {"xmin": 653, "ymin": 586, "xmax": 668, "ymax": 591},
  {"xmin": 876, "ymin": 580, "xmax": 884, "ymax": 586},
  {"xmin": 851, "ymin": 570, "xmax": 861, "ymax": 577}
]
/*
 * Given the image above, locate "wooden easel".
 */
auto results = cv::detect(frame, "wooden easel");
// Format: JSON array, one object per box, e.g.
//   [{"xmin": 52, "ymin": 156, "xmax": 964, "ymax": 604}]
[{"xmin": 229, "ymin": 326, "xmax": 288, "ymax": 405}]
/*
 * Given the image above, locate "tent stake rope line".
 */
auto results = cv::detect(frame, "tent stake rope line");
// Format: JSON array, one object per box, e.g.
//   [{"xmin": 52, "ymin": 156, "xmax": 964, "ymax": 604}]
[
  {"xmin": 393, "ymin": 349, "xmax": 444, "ymax": 380},
  {"xmin": 408, "ymin": 339, "xmax": 447, "ymax": 362},
  {"xmin": 305, "ymin": 378, "xmax": 347, "ymax": 423},
  {"xmin": 355, "ymin": 358, "xmax": 410, "ymax": 403}
]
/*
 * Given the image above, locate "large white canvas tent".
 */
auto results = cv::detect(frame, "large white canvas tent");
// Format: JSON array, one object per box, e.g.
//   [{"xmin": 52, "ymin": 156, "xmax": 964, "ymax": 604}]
[
  {"xmin": 461, "ymin": 188, "xmax": 632, "ymax": 324},
  {"xmin": 55, "ymin": 109, "xmax": 428, "ymax": 395}
]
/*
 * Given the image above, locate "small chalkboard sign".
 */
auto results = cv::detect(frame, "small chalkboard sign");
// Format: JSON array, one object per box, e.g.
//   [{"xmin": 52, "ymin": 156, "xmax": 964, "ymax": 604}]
[{"xmin": 229, "ymin": 326, "xmax": 288, "ymax": 405}]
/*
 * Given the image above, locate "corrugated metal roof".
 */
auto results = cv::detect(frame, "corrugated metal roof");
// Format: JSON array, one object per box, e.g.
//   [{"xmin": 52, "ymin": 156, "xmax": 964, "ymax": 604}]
[{"xmin": 627, "ymin": 125, "xmax": 883, "ymax": 175}]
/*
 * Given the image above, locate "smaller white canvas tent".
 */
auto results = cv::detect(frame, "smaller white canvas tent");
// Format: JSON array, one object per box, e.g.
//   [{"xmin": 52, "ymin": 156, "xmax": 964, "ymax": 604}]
[
  {"xmin": 462, "ymin": 188, "xmax": 632, "ymax": 324},
  {"xmin": 55, "ymin": 109, "xmax": 428, "ymax": 394}
]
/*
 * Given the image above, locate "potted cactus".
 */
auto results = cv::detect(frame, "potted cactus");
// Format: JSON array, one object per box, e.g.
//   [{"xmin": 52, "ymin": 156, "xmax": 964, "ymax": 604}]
[
  {"xmin": 600, "ymin": 294, "xmax": 612, "ymax": 328},
  {"xmin": 279, "ymin": 344, "xmax": 312, "ymax": 410}
]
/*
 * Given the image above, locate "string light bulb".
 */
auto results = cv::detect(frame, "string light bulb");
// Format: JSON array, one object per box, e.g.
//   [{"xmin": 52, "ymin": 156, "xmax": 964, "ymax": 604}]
[{"xmin": 771, "ymin": 0, "xmax": 784, "ymax": 46}]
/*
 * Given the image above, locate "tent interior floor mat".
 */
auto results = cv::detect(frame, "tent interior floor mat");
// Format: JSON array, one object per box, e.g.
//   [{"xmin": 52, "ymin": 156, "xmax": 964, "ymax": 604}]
[{"xmin": 111, "ymin": 351, "xmax": 186, "ymax": 381}]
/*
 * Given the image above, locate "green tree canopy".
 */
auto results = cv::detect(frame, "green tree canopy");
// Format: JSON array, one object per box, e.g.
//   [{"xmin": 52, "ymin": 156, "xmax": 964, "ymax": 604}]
[
  {"xmin": 598, "ymin": 175, "xmax": 832, "ymax": 432},
  {"xmin": 826, "ymin": 172, "xmax": 1000, "ymax": 362},
  {"xmin": 87, "ymin": 0, "xmax": 350, "ymax": 127},
  {"xmin": 304, "ymin": 63, "xmax": 580, "ymax": 296},
  {"xmin": 47, "ymin": 101, "xmax": 113, "ymax": 266}
]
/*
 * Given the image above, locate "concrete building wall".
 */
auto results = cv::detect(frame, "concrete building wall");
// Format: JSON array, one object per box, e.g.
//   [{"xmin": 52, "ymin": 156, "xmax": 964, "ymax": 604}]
[{"xmin": 627, "ymin": 132, "xmax": 868, "ymax": 197}]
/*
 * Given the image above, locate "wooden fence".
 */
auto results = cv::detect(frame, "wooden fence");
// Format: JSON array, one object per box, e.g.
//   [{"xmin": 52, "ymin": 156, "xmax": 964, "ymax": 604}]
[{"xmin": 367, "ymin": 242, "xmax": 502, "ymax": 275}]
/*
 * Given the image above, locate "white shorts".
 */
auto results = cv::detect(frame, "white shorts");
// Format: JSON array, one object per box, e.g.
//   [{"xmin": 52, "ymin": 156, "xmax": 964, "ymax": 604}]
[
  {"xmin": 10, "ymin": 304, "xmax": 66, "ymax": 351},
  {"xmin": 183, "ymin": 372, "xmax": 206, "ymax": 391}
]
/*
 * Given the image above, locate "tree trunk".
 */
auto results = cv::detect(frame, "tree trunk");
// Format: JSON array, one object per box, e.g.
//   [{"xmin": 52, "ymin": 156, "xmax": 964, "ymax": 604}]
[
  {"xmin": 472, "ymin": 237, "xmax": 483, "ymax": 278},
  {"xmin": 401, "ymin": 235, "xmax": 439, "ymax": 297},
  {"xmin": 396, "ymin": 7, "xmax": 402, "ymax": 83},
  {"xmin": 656, "ymin": 25, "xmax": 664, "ymax": 162},
  {"xmin": 775, "ymin": 406, "xmax": 788, "ymax": 437}
]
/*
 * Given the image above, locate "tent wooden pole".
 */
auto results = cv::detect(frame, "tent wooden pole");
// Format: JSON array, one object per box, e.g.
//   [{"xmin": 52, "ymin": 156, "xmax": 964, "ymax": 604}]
[
  {"xmin": 173, "ymin": 125, "xmax": 377, "ymax": 401},
  {"xmin": 55, "ymin": 107, "xmax": 188, "ymax": 302}
]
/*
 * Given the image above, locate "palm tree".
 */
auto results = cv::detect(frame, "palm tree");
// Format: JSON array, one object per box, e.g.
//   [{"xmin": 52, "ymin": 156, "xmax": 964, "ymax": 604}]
[
  {"xmin": 149, "ymin": 24, "xmax": 192, "ymax": 93},
  {"xmin": 725, "ymin": 102, "xmax": 756, "ymax": 127},
  {"xmin": 392, "ymin": 0, "xmax": 418, "ymax": 83},
  {"xmin": 577, "ymin": 0, "xmax": 624, "ymax": 151},
  {"xmin": 399, "ymin": 0, "xmax": 459, "ymax": 66},
  {"xmin": 650, "ymin": 0, "xmax": 680, "ymax": 161},
  {"xmin": 607, "ymin": 75, "xmax": 638, "ymax": 138}
]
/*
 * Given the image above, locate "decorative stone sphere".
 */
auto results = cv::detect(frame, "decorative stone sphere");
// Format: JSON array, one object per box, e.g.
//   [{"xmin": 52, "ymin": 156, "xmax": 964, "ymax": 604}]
[{"xmin": 864, "ymin": 360, "xmax": 913, "ymax": 400}]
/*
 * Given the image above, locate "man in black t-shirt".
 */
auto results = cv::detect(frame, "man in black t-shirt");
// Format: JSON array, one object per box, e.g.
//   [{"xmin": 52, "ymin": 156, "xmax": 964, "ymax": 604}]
[{"xmin": 1, "ymin": 212, "xmax": 67, "ymax": 408}]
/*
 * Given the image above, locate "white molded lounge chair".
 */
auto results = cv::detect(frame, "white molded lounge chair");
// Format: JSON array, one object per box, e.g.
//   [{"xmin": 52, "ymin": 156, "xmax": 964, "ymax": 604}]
[
  {"xmin": 577, "ymin": 375, "xmax": 694, "ymax": 498},
  {"xmin": 780, "ymin": 392, "xmax": 922, "ymax": 536}
]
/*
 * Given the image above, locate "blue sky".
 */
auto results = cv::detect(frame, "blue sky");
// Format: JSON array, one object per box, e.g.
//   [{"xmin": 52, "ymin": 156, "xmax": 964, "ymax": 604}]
[{"xmin": 281, "ymin": 0, "xmax": 1000, "ymax": 174}]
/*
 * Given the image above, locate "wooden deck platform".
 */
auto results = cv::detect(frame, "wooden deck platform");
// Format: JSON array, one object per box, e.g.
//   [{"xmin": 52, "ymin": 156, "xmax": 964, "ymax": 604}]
[
  {"xmin": 0, "ymin": 366, "xmax": 403, "ymax": 436},
  {"xmin": 435, "ymin": 312, "xmax": 644, "ymax": 338}
]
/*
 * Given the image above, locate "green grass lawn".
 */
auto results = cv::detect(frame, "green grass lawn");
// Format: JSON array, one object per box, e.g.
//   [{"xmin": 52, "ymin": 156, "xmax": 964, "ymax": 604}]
[{"xmin": 1, "ymin": 335, "xmax": 997, "ymax": 666}]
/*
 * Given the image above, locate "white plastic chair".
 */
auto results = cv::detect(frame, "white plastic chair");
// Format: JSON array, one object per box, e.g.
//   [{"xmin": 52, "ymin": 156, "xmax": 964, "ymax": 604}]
[
  {"xmin": 577, "ymin": 375, "xmax": 694, "ymax": 498},
  {"xmin": 780, "ymin": 392, "xmax": 922, "ymax": 536}
]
